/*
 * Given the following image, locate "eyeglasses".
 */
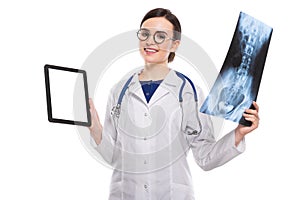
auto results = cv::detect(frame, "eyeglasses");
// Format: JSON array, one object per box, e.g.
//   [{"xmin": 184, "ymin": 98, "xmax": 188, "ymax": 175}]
[{"xmin": 136, "ymin": 29, "xmax": 175, "ymax": 44}]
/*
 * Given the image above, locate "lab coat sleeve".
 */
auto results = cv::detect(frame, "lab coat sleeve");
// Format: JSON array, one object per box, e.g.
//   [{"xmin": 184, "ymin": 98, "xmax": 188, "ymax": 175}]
[
  {"xmin": 90, "ymin": 87, "xmax": 118, "ymax": 165},
  {"xmin": 185, "ymin": 86, "xmax": 246, "ymax": 171}
]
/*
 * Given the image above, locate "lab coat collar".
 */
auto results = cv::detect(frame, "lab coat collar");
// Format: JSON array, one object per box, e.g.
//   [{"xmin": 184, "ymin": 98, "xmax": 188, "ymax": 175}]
[{"xmin": 127, "ymin": 69, "xmax": 181, "ymax": 107}]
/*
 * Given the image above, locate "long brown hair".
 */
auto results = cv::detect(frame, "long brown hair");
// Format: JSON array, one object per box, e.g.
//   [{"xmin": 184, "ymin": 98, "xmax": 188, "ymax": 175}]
[{"xmin": 140, "ymin": 8, "xmax": 181, "ymax": 63}]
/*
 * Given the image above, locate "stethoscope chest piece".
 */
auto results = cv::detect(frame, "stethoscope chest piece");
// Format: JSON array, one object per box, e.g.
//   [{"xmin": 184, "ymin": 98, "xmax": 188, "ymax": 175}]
[{"xmin": 111, "ymin": 104, "xmax": 121, "ymax": 119}]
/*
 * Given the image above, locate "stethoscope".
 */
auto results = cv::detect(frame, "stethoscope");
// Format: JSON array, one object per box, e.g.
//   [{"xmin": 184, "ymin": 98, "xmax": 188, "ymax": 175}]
[{"xmin": 111, "ymin": 71, "xmax": 202, "ymax": 135}]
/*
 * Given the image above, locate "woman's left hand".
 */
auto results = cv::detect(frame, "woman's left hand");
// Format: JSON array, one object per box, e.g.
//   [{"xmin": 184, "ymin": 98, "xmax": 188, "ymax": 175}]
[{"xmin": 235, "ymin": 101, "xmax": 260, "ymax": 146}]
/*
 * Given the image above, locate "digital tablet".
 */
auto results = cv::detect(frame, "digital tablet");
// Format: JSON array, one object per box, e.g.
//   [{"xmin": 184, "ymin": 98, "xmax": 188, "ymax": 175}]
[{"xmin": 44, "ymin": 64, "xmax": 91, "ymax": 127}]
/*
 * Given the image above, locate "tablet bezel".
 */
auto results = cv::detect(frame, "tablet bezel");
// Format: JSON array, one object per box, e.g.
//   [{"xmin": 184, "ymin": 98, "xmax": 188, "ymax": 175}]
[{"xmin": 44, "ymin": 64, "xmax": 91, "ymax": 127}]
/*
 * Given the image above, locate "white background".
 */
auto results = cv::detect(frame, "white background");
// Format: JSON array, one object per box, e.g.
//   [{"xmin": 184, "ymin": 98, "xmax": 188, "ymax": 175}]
[{"xmin": 1, "ymin": 0, "xmax": 299, "ymax": 199}]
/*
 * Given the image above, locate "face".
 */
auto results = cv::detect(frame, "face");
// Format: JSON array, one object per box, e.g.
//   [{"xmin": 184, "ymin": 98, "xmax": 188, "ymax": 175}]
[{"xmin": 138, "ymin": 17, "xmax": 180, "ymax": 65}]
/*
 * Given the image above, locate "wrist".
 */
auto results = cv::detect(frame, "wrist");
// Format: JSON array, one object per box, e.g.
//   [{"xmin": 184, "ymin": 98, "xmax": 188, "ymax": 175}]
[
  {"xmin": 90, "ymin": 128, "xmax": 102, "ymax": 145},
  {"xmin": 235, "ymin": 129, "xmax": 244, "ymax": 147}
]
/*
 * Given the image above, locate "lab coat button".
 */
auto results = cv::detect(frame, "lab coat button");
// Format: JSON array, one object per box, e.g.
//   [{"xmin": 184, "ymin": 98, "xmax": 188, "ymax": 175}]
[
  {"xmin": 144, "ymin": 113, "xmax": 148, "ymax": 117},
  {"xmin": 144, "ymin": 160, "xmax": 147, "ymax": 164},
  {"xmin": 144, "ymin": 184, "xmax": 148, "ymax": 189}
]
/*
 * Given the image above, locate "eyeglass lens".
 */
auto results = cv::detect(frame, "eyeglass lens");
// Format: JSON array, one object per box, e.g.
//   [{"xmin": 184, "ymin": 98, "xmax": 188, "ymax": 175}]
[{"xmin": 137, "ymin": 29, "xmax": 169, "ymax": 44}]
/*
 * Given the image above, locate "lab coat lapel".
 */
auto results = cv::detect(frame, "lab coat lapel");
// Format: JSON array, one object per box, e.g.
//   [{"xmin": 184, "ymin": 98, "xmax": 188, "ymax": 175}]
[
  {"xmin": 147, "ymin": 85, "xmax": 169, "ymax": 107},
  {"xmin": 148, "ymin": 70, "xmax": 179, "ymax": 107},
  {"xmin": 127, "ymin": 73, "xmax": 148, "ymax": 106},
  {"xmin": 127, "ymin": 69, "xmax": 181, "ymax": 107}
]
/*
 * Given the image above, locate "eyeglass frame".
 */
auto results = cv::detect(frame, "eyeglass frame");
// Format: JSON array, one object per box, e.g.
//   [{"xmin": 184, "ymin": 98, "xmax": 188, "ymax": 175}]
[{"xmin": 136, "ymin": 28, "xmax": 176, "ymax": 44}]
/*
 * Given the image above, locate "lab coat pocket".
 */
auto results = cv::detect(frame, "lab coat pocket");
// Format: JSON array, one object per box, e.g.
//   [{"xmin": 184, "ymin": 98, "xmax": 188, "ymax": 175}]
[{"xmin": 171, "ymin": 183, "xmax": 195, "ymax": 200}]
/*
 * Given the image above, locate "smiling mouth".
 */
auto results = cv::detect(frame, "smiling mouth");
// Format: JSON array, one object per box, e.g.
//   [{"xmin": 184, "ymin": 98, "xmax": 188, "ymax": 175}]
[{"xmin": 144, "ymin": 48, "xmax": 159, "ymax": 53}]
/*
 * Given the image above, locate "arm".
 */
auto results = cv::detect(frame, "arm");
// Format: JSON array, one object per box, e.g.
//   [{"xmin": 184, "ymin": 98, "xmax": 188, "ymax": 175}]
[
  {"xmin": 185, "ymin": 87, "xmax": 259, "ymax": 171},
  {"xmin": 88, "ymin": 88, "xmax": 118, "ymax": 165},
  {"xmin": 189, "ymin": 110, "xmax": 246, "ymax": 171}
]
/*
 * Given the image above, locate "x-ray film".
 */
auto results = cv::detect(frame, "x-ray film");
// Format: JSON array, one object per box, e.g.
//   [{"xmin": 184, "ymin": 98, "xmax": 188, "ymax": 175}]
[{"xmin": 200, "ymin": 12, "xmax": 273, "ymax": 126}]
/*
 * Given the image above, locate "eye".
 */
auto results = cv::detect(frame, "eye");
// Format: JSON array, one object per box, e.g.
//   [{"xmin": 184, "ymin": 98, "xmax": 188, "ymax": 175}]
[
  {"xmin": 137, "ymin": 29, "xmax": 150, "ymax": 41},
  {"xmin": 140, "ymin": 30, "xmax": 150, "ymax": 37},
  {"xmin": 156, "ymin": 33, "xmax": 166, "ymax": 40},
  {"xmin": 154, "ymin": 32, "xmax": 168, "ymax": 43},
  {"xmin": 141, "ymin": 31, "xmax": 150, "ymax": 37}
]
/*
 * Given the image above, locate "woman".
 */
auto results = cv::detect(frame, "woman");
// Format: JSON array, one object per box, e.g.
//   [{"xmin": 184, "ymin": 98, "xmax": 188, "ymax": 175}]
[{"xmin": 89, "ymin": 8, "xmax": 259, "ymax": 200}]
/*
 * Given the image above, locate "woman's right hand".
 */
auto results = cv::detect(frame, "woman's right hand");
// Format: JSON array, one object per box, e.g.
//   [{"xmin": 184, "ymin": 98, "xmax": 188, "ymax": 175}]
[{"xmin": 88, "ymin": 98, "xmax": 103, "ymax": 145}]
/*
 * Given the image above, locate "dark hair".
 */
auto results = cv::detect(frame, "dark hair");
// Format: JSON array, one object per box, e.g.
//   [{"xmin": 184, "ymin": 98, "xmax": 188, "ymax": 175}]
[{"xmin": 140, "ymin": 8, "xmax": 181, "ymax": 63}]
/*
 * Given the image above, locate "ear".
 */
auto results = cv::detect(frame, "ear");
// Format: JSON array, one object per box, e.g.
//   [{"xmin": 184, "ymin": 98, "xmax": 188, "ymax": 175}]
[{"xmin": 170, "ymin": 40, "xmax": 180, "ymax": 52}]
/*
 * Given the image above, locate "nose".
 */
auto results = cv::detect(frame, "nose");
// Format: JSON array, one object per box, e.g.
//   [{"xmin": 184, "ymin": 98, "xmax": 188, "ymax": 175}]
[{"xmin": 146, "ymin": 35, "xmax": 155, "ymax": 45}]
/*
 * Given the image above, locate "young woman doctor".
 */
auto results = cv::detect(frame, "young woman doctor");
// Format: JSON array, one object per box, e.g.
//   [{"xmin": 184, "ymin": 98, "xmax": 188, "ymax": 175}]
[{"xmin": 88, "ymin": 8, "xmax": 259, "ymax": 200}]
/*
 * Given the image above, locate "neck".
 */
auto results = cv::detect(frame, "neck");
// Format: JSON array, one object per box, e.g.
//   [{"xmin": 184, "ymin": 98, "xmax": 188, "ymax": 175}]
[{"xmin": 139, "ymin": 62, "xmax": 170, "ymax": 81}]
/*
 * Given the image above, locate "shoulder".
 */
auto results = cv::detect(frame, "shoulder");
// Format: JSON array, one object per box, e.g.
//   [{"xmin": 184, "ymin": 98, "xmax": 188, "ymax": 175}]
[
  {"xmin": 173, "ymin": 70, "xmax": 198, "ymax": 93},
  {"xmin": 172, "ymin": 70, "xmax": 206, "ymax": 102},
  {"xmin": 109, "ymin": 67, "xmax": 142, "ymax": 97}
]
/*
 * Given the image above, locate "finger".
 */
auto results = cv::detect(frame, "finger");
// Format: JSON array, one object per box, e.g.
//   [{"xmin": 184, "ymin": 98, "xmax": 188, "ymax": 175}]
[
  {"xmin": 243, "ymin": 113, "xmax": 259, "ymax": 122},
  {"xmin": 89, "ymin": 98, "xmax": 95, "ymax": 110},
  {"xmin": 243, "ymin": 113, "xmax": 259, "ymax": 127},
  {"xmin": 243, "ymin": 114, "xmax": 255, "ymax": 121},
  {"xmin": 244, "ymin": 116, "xmax": 256, "ymax": 123},
  {"xmin": 89, "ymin": 100, "xmax": 96, "ymax": 115},
  {"xmin": 252, "ymin": 101, "xmax": 259, "ymax": 112},
  {"xmin": 245, "ymin": 108, "xmax": 258, "ymax": 116},
  {"xmin": 249, "ymin": 108, "xmax": 260, "ymax": 120},
  {"xmin": 95, "ymin": 108, "xmax": 101, "ymax": 123},
  {"xmin": 89, "ymin": 105, "xmax": 98, "ymax": 127},
  {"xmin": 89, "ymin": 99, "xmax": 98, "ymax": 120},
  {"xmin": 89, "ymin": 109, "xmax": 95, "ymax": 129},
  {"xmin": 245, "ymin": 101, "xmax": 259, "ymax": 114},
  {"xmin": 251, "ymin": 117, "xmax": 259, "ymax": 128}
]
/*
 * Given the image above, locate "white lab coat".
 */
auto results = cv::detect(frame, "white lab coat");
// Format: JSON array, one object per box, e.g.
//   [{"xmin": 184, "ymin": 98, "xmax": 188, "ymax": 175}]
[{"xmin": 92, "ymin": 68, "xmax": 245, "ymax": 200}]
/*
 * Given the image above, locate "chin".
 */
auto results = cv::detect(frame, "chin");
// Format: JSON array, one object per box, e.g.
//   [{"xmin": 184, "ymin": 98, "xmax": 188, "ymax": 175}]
[
  {"xmin": 144, "ymin": 56, "xmax": 168, "ymax": 65},
  {"xmin": 145, "ymin": 60, "xmax": 167, "ymax": 66}
]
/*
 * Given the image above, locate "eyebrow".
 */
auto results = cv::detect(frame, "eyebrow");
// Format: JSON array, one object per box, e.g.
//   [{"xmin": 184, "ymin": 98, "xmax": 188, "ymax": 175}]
[
  {"xmin": 139, "ymin": 28, "xmax": 169, "ymax": 35},
  {"xmin": 140, "ymin": 28, "xmax": 150, "ymax": 31}
]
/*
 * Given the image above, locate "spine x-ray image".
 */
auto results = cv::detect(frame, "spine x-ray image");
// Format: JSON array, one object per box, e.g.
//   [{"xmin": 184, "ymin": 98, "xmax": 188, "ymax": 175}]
[{"xmin": 200, "ymin": 12, "xmax": 273, "ymax": 126}]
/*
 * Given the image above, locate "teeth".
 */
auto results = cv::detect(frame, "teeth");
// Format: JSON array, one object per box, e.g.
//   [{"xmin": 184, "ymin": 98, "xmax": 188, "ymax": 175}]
[{"xmin": 145, "ymin": 48, "xmax": 157, "ymax": 53}]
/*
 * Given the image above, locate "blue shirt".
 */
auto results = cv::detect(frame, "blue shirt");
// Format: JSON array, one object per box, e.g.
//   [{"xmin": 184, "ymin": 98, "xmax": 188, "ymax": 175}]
[{"xmin": 140, "ymin": 80, "xmax": 163, "ymax": 103}]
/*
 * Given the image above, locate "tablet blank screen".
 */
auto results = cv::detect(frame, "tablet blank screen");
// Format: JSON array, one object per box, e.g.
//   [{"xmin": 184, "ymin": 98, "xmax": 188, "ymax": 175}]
[{"xmin": 45, "ymin": 65, "xmax": 90, "ymax": 126}]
